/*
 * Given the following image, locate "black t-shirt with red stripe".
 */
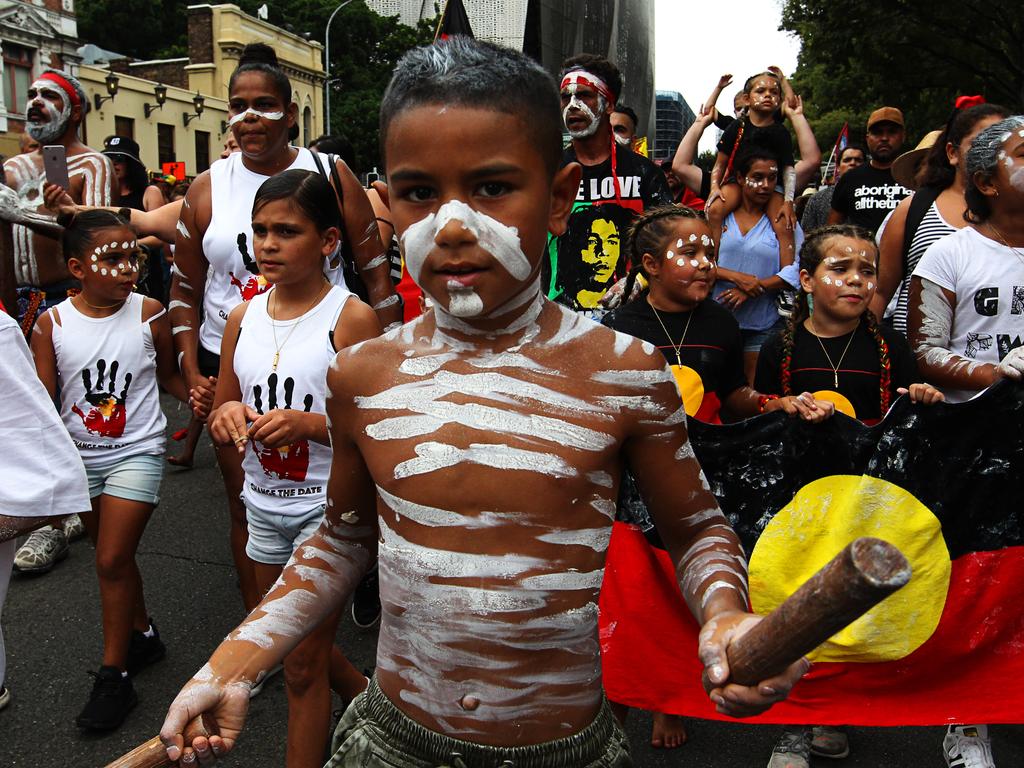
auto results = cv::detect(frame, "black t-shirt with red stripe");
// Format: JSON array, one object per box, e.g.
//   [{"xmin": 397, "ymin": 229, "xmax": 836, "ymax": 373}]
[
  {"xmin": 755, "ymin": 320, "xmax": 918, "ymax": 422},
  {"xmin": 602, "ymin": 296, "xmax": 747, "ymax": 423}
]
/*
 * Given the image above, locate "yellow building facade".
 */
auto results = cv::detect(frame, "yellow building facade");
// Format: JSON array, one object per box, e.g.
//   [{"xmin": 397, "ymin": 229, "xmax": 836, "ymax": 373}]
[{"xmin": 79, "ymin": 3, "xmax": 325, "ymax": 178}]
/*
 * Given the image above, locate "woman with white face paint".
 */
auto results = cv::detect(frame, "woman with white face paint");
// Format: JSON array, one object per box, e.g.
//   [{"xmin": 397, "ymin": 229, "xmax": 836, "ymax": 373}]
[
  {"xmin": 168, "ymin": 44, "xmax": 394, "ymax": 620},
  {"xmin": 909, "ymin": 115, "xmax": 1024, "ymax": 404},
  {"xmin": 713, "ymin": 147, "xmax": 805, "ymax": 384}
]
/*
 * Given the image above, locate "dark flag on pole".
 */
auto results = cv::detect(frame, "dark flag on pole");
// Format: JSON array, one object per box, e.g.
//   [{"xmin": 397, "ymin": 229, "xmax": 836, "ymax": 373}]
[
  {"xmin": 600, "ymin": 380, "xmax": 1024, "ymax": 725},
  {"xmin": 435, "ymin": 0, "xmax": 474, "ymax": 41}
]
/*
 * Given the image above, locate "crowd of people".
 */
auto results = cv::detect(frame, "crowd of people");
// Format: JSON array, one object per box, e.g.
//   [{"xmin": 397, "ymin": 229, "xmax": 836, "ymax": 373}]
[{"xmin": 0, "ymin": 32, "xmax": 1022, "ymax": 768}]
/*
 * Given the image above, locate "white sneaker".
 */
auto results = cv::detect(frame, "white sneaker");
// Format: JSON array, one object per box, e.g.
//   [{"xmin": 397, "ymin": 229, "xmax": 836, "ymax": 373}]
[
  {"xmin": 249, "ymin": 664, "xmax": 283, "ymax": 699},
  {"xmin": 63, "ymin": 513, "xmax": 86, "ymax": 542},
  {"xmin": 13, "ymin": 527, "xmax": 69, "ymax": 574},
  {"xmin": 944, "ymin": 725, "xmax": 995, "ymax": 768},
  {"xmin": 0, "ymin": 685, "xmax": 10, "ymax": 712},
  {"xmin": 767, "ymin": 729, "xmax": 811, "ymax": 768}
]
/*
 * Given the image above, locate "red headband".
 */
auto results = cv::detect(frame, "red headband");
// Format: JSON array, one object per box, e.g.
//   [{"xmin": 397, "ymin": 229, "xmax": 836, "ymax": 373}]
[
  {"xmin": 38, "ymin": 71, "xmax": 81, "ymax": 108},
  {"xmin": 560, "ymin": 71, "xmax": 615, "ymax": 104}
]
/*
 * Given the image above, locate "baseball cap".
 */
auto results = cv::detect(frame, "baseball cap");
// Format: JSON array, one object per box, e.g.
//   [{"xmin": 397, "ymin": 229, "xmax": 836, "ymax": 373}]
[
  {"xmin": 102, "ymin": 135, "xmax": 145, "ymax": 169},
  {"xmin": 867, "ymin": 107, "xmax": 905, "ymax": 131}
]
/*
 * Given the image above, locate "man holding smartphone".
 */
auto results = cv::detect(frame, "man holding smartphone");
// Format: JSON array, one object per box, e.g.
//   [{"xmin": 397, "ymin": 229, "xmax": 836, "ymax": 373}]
[
  {"xmin": 0, "ymin": 68, "xmax": 113, "ymax": 575},
  {"xmin": 1, "ymin": 69, "xmax": 115, "ymax": 335}
]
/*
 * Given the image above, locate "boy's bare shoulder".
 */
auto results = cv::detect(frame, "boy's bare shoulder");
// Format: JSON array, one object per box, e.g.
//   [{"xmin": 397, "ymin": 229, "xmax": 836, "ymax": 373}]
[{"xmin": 328, "ymin": 315, "xmax": 428, "ymax": 393}]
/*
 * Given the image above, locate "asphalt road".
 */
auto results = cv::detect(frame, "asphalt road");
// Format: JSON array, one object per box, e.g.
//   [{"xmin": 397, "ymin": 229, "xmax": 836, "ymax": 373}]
[{"xmin": 2, "ymin": 396, "xmax": 1022, "ymax": 766}]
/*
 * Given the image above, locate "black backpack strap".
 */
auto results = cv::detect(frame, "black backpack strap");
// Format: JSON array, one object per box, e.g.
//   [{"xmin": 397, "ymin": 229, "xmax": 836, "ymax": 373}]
[
  {"xmin": 901, "ymin": 184, "xmax": 942, "ymax": 259},
  {"xmin": 310, "ymin": 147, "xmax": 328, "ymax": 180}
]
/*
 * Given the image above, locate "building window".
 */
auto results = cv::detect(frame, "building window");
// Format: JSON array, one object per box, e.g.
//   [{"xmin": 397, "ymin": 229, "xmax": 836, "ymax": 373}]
[
  {"xmin": 3, "ymin": 44, "xmax": 35, "ymax": 115},
  {"xmin": 195, "ymin": 130, "xmax": 210, "ymax": 173},
  {"xmin": 114, "ymin": 116, "xmax": 135, "ymax": 141},
  {"xmin": 157, "ymin": 123, "xmax": 175, "ymax": 166}
]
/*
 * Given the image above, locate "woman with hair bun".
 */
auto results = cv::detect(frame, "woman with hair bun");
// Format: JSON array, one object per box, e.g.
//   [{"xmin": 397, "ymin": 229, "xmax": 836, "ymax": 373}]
[{"xmin": 167, "ymin": 44, "xmax": 395, "ymax": 643}]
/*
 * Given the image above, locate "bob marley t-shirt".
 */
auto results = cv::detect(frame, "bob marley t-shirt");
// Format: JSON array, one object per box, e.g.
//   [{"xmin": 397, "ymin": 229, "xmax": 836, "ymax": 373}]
[{"xmin": 545, "ymin": 145, "xmax": 673, "ymax": 319}]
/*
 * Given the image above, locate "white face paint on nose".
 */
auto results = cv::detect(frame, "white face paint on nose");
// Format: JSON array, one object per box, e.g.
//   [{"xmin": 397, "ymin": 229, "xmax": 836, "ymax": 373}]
[
  {"xmin": 400, "ymin": 200, "xmax": 529, "ymax": 287},
  {"xmin": 227, "ymin": 108, "xmax": 286, "ymax": 127}
]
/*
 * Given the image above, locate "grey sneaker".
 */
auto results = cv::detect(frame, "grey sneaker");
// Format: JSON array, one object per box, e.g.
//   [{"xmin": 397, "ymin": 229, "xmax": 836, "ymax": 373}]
[
  {"xmin": 13, "ymin": 527, "xmax": 69, "ymax": 574},
  {"xmin": 944, "ymin": 725, "xmax": 995, "ymax": 768},
  {"xmin": 62, "ymin": 513, "xmax": 86, "ymax": 542},
  {"xmin": 768, "ymin": 729, "xmax": 812, "ymax": 768},
  {"xmin": 811, "ymin": 725, "xmax": 850, "ymax": 758}
]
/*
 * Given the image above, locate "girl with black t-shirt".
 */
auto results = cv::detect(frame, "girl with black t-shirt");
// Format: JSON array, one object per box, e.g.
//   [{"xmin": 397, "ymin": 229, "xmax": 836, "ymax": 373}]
[
  {"xmin": 756, "ymin": 224, "xmax": 943, "ymax": 425},
  {"xmin": 600, "ymin": 205, "xmax": 829, "ymax": 750}
]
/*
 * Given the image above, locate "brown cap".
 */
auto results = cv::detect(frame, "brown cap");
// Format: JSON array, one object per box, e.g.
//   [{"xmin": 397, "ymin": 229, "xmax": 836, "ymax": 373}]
[{"xmin": 867, "ymin": 107, "xmax": 905, "ymax": 130}]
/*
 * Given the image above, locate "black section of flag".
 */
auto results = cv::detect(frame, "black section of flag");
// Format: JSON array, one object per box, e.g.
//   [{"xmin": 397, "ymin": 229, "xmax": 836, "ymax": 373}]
[
  {"xmin": 437, "ymin": 0, "xmax": 474, "ymax": 39},
  {"xmin": 684, "ymin": 381, "xmax": 1024, "ymax": 559}
]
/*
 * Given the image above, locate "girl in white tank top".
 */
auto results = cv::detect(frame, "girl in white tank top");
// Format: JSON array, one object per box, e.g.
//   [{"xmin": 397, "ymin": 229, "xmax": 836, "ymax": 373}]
[
  {"xmin": 28, "ymin": 210, "xmax": 193, "ymax": 731},
  {"xmin": 207, "ymin": 169, "xmax": 381, "ymax": 763}
]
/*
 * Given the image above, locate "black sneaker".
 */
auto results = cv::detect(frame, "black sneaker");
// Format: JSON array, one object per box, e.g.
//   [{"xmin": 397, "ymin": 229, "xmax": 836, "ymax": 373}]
[
  {"xmin": 351, "ymin": 563, "xmax": 381, "ymax": 628},
  {"xmin": 76, "ymin": 666, "xmax": 137, "ymax": 730},
  {"xmin": 126, "ymin": 618, "xmax": 166, "ymax": 677}
]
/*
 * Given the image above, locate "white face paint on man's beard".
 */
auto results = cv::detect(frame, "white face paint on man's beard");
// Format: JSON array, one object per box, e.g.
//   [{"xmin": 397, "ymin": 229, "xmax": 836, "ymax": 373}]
[
  {"xmin": 563, "ymin": 93, "xmax": 607, "ymax": 140},
  {"xmin": 25, "ymin": 84, "xmax": 72, "ymax": 143}
]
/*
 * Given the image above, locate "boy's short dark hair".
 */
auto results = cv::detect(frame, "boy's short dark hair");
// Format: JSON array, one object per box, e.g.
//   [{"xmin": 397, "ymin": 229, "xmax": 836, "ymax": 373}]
[
  {"xmin": 613, "ymin": 104, "xmax": 638, "ymax": 129},
  {"xmin": 380, "ymin": 37, "xmax": 564, "ymax": 175},
  {"xmin": 560, "ymin": 54, "xmax": 622, "ymax": 102}
]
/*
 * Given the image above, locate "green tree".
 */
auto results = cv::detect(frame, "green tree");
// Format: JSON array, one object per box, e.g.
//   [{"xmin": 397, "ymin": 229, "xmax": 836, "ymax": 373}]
[
  {"xmin": 78, "ymin": 0, "xmax": 437, "ymax": 172},
  {"xmin": 781, "ymin": 0, "xmax": 1024, "ymax": 151}
]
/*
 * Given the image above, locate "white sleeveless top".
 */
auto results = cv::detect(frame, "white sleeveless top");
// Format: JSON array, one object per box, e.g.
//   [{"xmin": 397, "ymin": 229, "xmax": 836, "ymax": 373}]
[
  {"xmin": 236, "ymin": 284, "xmax": 351, "ymax": 517},
  {"xmin": 52, "ymin": 293, "xmax": 167, "ymax": 466},
  {"xmin": 200, "ymin": 147, "xmax": 337, "ymax": 355}
]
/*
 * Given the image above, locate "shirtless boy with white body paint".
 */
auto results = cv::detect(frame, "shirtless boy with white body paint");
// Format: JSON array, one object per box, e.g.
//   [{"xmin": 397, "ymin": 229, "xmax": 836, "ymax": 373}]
[
  {"xmin": 2, "ymin": 70, "xmax": 115, "ymax": 325},
  {"xmin": 159, "ymin": 39, "xmax": 806, "ymax": 767}
]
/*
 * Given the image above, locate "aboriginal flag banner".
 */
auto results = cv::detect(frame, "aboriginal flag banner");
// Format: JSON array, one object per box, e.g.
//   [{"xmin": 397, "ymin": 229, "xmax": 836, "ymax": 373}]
[
  {"xmin": 599, "ymin": 380, "xmax": 1024, "ymax": 725},
  {"xmin": 435, "ymin": 0, "xmax": 474, "ymax": 40}
]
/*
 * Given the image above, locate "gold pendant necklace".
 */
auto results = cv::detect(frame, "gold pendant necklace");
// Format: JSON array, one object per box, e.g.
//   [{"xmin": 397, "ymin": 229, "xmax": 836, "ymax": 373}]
[
  {"xmin": 809, "ymin": 319, "xmax": 856, "ymax": 388},
  {"xmin": 649, "ymin": 299, "xmax": 694, "ymax": 368},
  {"xmin": 270, "ymin": 281, "xmax": 329, "ymax": 372}
]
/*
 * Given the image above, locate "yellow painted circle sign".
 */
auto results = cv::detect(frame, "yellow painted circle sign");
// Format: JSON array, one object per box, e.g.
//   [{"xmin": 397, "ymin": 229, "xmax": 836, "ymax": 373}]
[{"xmin": 749, "ymin": 475, "xmax": 951, "ymax": 663}]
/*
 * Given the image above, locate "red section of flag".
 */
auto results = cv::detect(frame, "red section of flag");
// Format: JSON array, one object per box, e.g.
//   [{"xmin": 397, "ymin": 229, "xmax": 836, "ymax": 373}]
[
  {"xmin": 436, "ymin": 0, "xmax": 474, "ymax": 40},
  {"xmin": 397, "ymin": 265, "xmax": 423, "ymax": 323},
  {"xmin": 599, "ymin": 522, "xmax": 1024, "ymax": 725}
]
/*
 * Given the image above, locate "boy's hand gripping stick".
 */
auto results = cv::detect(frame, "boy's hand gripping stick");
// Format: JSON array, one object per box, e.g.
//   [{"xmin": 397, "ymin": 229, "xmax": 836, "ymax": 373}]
[{"xmin": 106, "ymin": 537, "xmax": 910, "ymax": 766}]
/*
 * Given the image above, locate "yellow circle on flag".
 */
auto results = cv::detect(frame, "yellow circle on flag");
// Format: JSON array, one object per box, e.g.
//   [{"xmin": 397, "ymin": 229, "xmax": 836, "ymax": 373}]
[
  {"xmin": 749, "ymin": 475, "xmax": 950, "ymax": 663},
  {"xmin": 670, "ymin": 364, "xmax": 704, "ymax": 416},
  {"xmin": 813, "ymin": 390, "xmax": 857, "ymax": 419}
]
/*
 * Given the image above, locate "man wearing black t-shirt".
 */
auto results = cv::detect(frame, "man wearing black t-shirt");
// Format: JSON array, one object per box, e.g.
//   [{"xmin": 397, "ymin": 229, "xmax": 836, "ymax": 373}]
[
  {"xmin": 546, "ymin": 54, "xmax": 673, "ymax": 318},
  {"xmin": 829, "ymin": 107, "xmax": 911, "ymax": 235}
]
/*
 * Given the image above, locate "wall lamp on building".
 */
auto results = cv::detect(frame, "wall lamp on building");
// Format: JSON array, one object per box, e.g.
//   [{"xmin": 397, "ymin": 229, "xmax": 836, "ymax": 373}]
[
  {"xmin": 92, "ymin": 71, "xmax": 120, "ymax": 110},
  {"xmin": 183, "ymin": 92, "xmax": 206, "ymax": 127},
  {"xmin": 144, "ymin": 84, "xmax": 168, "ymax": 118}
]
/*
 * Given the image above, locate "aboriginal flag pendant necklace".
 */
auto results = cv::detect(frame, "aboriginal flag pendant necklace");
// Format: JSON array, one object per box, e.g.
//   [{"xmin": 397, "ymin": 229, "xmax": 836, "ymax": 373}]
[
  {"xmin": 650, "ymin": 300, "xmax": 693, "ymax": 367},
  {"xmin": 809, "ymin": 319, "xmax": 855, "ymax": 388}
]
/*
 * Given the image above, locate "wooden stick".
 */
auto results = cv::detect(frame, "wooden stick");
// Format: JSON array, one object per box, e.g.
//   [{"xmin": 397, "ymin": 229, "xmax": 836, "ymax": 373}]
[
  {"xmin": 106, "ymin": 537, "xmax": 910, "ymax": 765},
  {"xmin": 727, "ymin": 536, "xmax": 911, "ymax": 686},
  {"xmin": 103, "ymin": 714, "xmax": 214, "ymax": 768}
]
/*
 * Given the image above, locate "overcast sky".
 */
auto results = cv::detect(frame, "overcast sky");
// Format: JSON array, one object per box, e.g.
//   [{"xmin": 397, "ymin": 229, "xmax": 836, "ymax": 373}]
[{"xmin": 653, "ymin": 0, "xmax": 801, "ymax": 152}]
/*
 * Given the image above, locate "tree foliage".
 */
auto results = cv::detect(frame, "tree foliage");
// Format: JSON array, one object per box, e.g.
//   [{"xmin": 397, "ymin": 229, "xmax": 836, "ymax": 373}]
[
  {"xmin": 78, "ymin": 0, "xmax": 437, "ymax": 172},
  {"xmin": 780, "ymin": 0, "xmax": 1024, "ymax": 152}
]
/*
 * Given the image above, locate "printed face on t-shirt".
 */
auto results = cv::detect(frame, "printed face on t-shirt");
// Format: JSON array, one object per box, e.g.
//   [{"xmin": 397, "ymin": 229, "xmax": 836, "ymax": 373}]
[{"xmin": 580, "ymin": 217, "xmax": 619, "ymax": 284}]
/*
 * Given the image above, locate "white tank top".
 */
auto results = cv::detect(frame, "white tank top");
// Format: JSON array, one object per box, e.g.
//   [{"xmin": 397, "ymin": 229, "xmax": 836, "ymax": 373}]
[
  {"xmin": 200, "ymin": 147, "xmax": 331, "ymax": 355},
  {"xmin": 52, "ymin": 293, "xmax": 167, "ymax": 466},
  {"xmin": 235, "ymin": 284, "xmax": 351, "ymax": 517}
]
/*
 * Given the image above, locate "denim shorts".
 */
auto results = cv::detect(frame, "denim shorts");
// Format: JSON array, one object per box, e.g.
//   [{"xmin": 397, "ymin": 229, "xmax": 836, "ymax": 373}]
[
  {"xmin": 741, "ymin": 321, "xmax": 783, "ymax": 354},
  {"xmin": 327, "ymin": 676, "xmax": 632, "ymax": 767},
  {"xmin": 86, "ymin": 452, "xmax": 164, "ymax": 505},
  {"xmin": 245, "ymin": 503, "xmax": 325, "ymax": 565}
]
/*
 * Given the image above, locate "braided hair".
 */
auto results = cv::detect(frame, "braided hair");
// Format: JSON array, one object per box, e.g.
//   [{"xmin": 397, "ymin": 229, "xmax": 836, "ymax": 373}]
[
  {"xmin": 779, "ymin": 224, "xmax": 893, "ymax": 415},
  {"xmin": 621, "ymin": 204, "xmax": 704, "ymax": 303}
]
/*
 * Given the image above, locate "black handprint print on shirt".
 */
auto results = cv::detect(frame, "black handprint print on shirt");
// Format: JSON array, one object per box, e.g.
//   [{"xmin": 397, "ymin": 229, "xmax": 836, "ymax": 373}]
[
  {"xmin": 71, "ymin": 358, "xmax": 133, "ymax": 437},
  {"xmin": 228, "ymin": 232, "xmax": 271, "ymax": 301},
  {"xmin": 251, "ymin": 373, "xmax": 315, "ymax": 481}
]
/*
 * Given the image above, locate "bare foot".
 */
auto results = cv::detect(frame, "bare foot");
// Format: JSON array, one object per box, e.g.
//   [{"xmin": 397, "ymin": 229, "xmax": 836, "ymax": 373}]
[{"xmin": 651, "ymin": 711, "xmax": 688, "ymax": 749}]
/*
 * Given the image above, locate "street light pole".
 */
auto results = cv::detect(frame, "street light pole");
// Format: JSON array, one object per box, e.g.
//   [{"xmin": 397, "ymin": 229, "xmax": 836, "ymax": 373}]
[{"xmin": 324, "ymin": 0, "xmax": 354, "ymax": 135}]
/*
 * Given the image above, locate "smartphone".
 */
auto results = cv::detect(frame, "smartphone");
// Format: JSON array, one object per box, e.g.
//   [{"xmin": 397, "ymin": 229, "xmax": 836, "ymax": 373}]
[{"xmin": 42, "ymin": 144, "xmax": 70, "ymax": 190}]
